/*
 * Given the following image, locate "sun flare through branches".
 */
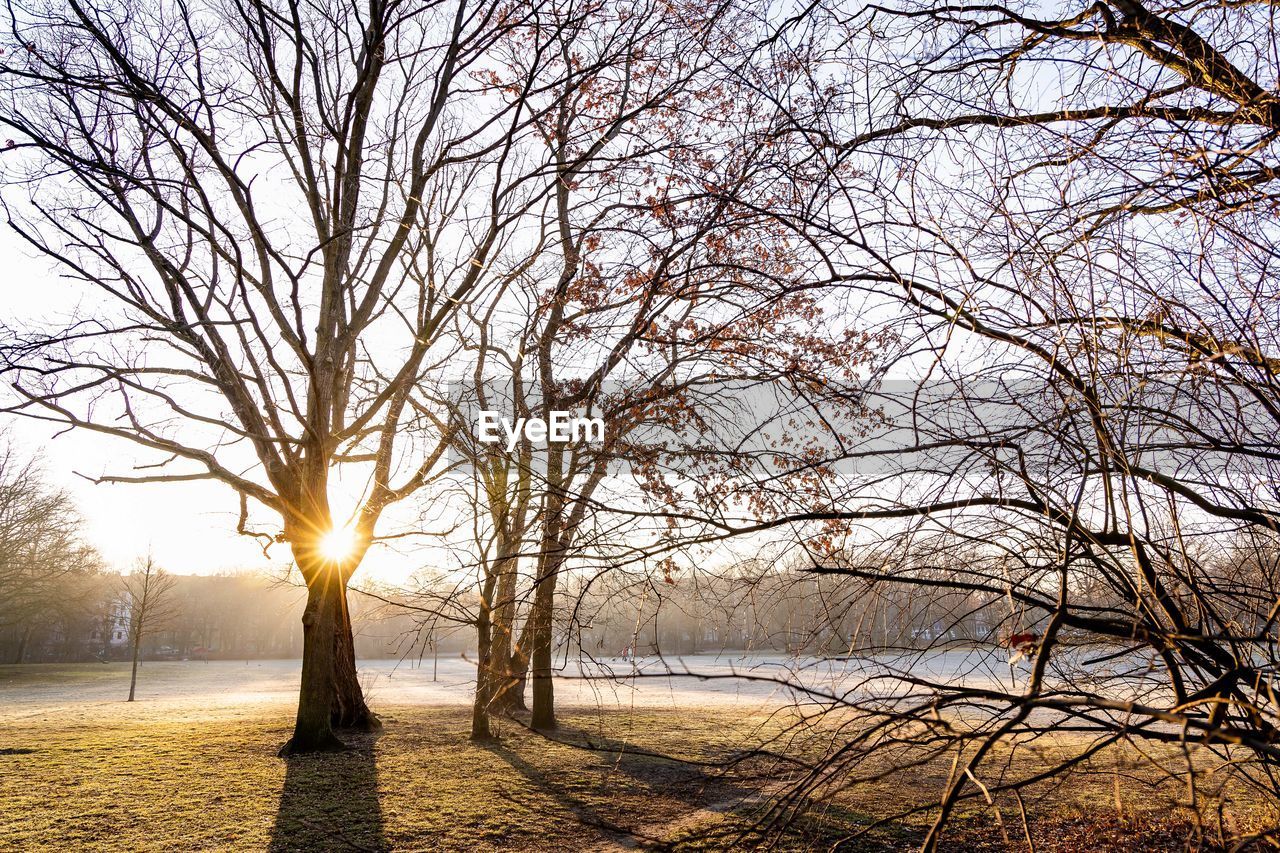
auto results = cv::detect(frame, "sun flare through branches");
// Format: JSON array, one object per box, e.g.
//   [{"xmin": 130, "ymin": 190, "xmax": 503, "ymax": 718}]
[{"xmin": 317, "ymin": 526, "xmax": 358, "ymax": 564}]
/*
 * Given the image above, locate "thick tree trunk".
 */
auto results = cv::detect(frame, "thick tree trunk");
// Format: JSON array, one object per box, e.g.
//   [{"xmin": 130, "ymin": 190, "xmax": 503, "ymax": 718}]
[
  {"xmin": 280, "ymin": 570, "xmax": 347, "ymax": 756},
  {"xmin": 332, "ymin": 595, "xmax": 379, "ymax": 731},
  {"xmin": 529, "ymin": 627, "xmax": 555, "ymax": 728}
]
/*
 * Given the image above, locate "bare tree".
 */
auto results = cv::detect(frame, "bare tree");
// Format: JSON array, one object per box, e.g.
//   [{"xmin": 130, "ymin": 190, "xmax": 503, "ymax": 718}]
[
  {"xmin": 675, "ymin": 1, "xmax": 1280, "ymax": 846},
  {"xmin": 0, "ymin": 0, "xmax": 600, "ymax": 753},
  {"xmin": 0, "ymin": 439, "xmax": 100, "ymax": 662},
  {"xmin": 122, "ymin": 555, "xmax": 178, "ymax": 702},
  {"xmin": 375, "ymin": 0, "xmax": 881, "ymax": 739}
]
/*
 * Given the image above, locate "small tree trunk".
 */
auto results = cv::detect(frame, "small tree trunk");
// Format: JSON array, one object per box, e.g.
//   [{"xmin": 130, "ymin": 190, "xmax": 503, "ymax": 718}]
[
  {"xmin": 14, "ymin": 625, "xmax": 31, "ymax": 664},
  {"xmin": 128, "ymin": 627, "xmax": 141, "ymax": 702},
  {"xmin": 280, "ymin": 567, "xmax": 347, "ymax": 756}
]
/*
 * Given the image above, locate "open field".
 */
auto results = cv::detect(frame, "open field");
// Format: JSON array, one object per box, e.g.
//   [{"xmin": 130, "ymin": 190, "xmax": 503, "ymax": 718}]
[
  {"xmin": 0, "ymin": 700, "xmax": 762, "ymax": 851},
  {"xmin": 0, "ymin": 648, "xmax": 1165, "ymax": 720},
  {"xmin": 1, "ymin": 659, "xmax": 1275, "ymax": 851}
]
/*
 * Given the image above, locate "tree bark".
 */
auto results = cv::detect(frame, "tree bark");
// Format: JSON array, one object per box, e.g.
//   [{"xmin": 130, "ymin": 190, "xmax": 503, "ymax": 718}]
[
  {"xmin": 504, "ymin": 623, "xmax": 531, "ymax": 713},
  {"xmin": 470, "ymin": 571, "xmax": 499, "ymax": 741},
  {"xmin": 489, "ymin": 551, "xmax": 522, "ymax": 714},
  {"xmin": 280, "ymin": 566, "xmax": 347, "ymax": 756},
  {"xmin": 127, "ymin": 628, "xmax": 141, "ymax": 702},
  {"xmin": 331, "ymin": 592, "xmax": 379, "ymax": 731},
  {"xmin": 529, "ymin": 551, "xmax": 562, "ymax": 730}
]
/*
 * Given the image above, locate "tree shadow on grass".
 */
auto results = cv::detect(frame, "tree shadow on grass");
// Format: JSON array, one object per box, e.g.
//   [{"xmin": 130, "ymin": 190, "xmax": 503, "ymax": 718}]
[
  {"xmin": 478, "ymin": 740, "xmax": 646, "ymax": 847},
  {"xmin": 482, "ymin": 726, "xmax": 761, "ymax": 848},
  {"xmin": 529, "ymin": 722, "xmax": 757, "ymax": 800},
  {"xmin": 270, "ymin": 731, "xmax": 387, "ymax": 852}
]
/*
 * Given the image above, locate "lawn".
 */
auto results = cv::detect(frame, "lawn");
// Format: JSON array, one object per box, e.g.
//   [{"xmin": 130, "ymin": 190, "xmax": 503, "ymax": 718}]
[
  {"xmin": 1, "ymin": 662, "xmax": 1275, "ymax": 850},
  {"xmin": 0, "ymin": 703, "xmax": 780, "ymax": 851}
]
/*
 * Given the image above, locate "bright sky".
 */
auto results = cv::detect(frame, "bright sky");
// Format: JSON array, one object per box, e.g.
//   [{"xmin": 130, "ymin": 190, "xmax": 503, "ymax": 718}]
[{"xmin": 0, "ymin": 234, "xmax": 432, "ymax": 585}]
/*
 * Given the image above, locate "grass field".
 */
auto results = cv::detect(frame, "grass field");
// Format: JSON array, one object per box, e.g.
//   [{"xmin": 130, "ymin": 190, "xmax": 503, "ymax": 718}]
[
  {"xmin": 0, "ymin": 703, "xmax": 767, "ymax": 851},
  {"xmin": 1, "ymin": 662, "xmax": 1275, "ymax": 851}
]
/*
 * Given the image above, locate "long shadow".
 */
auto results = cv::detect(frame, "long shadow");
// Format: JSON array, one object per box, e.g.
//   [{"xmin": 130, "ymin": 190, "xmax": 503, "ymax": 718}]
[
  {"xmin": 484, "ymin": 725, "xmax": 760, "ymax": 847},
  {"xmin": 541, "ymin": 726, "xmax": 821, "ymax": 849},
  {"xmin": 270, "ymin": 731, "xmax": 387, "ymax": 852},
  {"xmin": 479, "ymin": 741, "xmax": 644, "ymax": 846},
  {"xmin": 530, "ymin": 722, "xmax": 754, "ymax": 796}
]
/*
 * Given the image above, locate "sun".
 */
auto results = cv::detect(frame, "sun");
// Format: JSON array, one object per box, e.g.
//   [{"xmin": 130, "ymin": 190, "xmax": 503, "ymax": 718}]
[{"xmin": 318, "ymin": 525, "xmax": 358, "ymax": 562}]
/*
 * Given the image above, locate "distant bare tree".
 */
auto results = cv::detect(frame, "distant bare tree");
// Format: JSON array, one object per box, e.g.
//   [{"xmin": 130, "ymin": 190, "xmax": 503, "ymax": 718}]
[
  {"xmin": 122, "ymin": 556, "xmax": 178, "ymax": 702},
  {"xmin": 0, "ymin": 440, "xmax": 99, "ymax": 662}
]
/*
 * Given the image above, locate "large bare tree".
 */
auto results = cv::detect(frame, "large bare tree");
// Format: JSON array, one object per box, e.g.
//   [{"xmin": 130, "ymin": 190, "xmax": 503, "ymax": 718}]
[{"xmin": 0, "ymin": 0, "xmax": 590, "ymax": 753}]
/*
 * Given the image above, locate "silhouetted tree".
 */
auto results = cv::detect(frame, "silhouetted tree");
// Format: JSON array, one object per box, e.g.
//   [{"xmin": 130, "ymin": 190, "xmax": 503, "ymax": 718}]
[{"xmin": 0, "ymin": 0, "xmax": 585, "ymax": 753}]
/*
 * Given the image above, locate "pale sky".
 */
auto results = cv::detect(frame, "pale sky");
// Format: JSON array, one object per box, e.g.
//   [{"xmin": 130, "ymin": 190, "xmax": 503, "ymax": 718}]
[{"xmin": 0, "ymin": 233, "xmax": 432, "ymax": 585}]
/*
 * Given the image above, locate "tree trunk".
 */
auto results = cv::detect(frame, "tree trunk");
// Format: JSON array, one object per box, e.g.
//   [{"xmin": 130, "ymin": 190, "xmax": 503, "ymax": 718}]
[
  {"xmin": 504, "ymin": 626, "xmax": 531, "ymax": 713},
  {"xmin": 489, "ymin": 553, "xmax": 522, "ymax": 714},
  {"xmin": 529, "ymin": 624, "xmax": 555, "ymax": 729},
  {"xmin": 470, "ymin": 571, "xmax": 498, "ymax": 741},
  {"xmin": 280, "ymin": 569, "xmax": 347, "ymax": 755},
  {"xmin": 128, "ymin": 626, "xmax": 141, "ymax": 702},
  {"xmin": 529, "ymin": 553, "xmax": 561, "ymax": 730},
  {"xmin": 13, "ymin": 625, "xmax": 31, "ymax": 665},
  {"xmin": 331, "ymin": 592, "xmax": 379, "ymax": 731}
]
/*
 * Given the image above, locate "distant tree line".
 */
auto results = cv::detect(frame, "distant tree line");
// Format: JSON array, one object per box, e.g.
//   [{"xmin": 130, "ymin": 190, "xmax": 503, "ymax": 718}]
[
  {"xmin": 0, "ymin": 445, "xmax": 441, "ymax": 665},
  {"xmin": 0, "ymin": 566, "xmax": 457, "ymax": 665}
]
